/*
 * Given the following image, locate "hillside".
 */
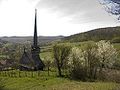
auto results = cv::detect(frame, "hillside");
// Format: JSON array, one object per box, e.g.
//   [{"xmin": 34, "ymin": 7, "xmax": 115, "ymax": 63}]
[
  {"xmin": 63, "ymin": 26, "xmax": 120, "ymax": 42},
  {"xmin": 0, "ymin": 36, "xmax": 64, "ymax": 45}
]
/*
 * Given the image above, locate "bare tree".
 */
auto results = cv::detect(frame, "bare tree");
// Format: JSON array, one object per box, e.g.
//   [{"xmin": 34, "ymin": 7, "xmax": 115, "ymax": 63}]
[{"xmin": 99, "ymin": 0, "xmax": 120, "ymax": 20}]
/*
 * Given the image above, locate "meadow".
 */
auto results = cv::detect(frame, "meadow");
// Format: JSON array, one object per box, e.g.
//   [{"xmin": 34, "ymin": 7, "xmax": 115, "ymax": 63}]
[{"xmin": 0, "ymin": 70, "xmax": 120, "ymax": 90}]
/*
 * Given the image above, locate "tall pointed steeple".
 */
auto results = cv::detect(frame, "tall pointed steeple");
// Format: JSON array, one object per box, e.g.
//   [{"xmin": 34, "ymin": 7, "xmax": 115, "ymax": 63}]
[
  {"xmin": 33, "ymin": 9, "xmax": 38, "ymax": 47},
  {"xmin": 19, "ymin": 9, "xmax": 45, "ymax": 71}
]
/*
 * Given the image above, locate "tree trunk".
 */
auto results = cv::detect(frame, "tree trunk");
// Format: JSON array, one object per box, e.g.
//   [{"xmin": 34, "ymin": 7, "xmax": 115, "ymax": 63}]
[
  {"xmin": 93, "ymin": 67, "xmax": 97, "ymax": 79},
  {"xmin": 48, "ymin": 66, "xmax": 50, "ymax": 76},
  {"xmin": 58, "ymin": 66, "xmax": 62, "ymax": 77}
]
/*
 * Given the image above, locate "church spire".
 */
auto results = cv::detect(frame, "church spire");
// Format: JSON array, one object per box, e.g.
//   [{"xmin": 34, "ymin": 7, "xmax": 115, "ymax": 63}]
[{"xmin": 33, "ymin": 9, "xmax": 38, "ymax": 47}]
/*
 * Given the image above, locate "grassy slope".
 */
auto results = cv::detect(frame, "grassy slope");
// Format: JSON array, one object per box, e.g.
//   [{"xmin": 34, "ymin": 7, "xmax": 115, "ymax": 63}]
[
  {"xmin": 0, "ymin": 70, "xmax": 119, "ymax": 90},
  {"xmin": 0, "ymin": 76, "xmax": 119, "ymax": 90}
]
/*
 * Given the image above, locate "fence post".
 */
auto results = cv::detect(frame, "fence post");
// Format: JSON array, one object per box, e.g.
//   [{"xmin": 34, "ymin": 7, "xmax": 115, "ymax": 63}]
[
  {"xmin": 25, "ymin": 71, "xmax": 27, "ymax": 77},
  {"xmin": 31, "ymin": 71, "xmax": 33, "ymax": 78},
  {"xmin": 38, "ymin": 71, "xmax": 40, "ymax": 77},
  {"xmin": 18, "ymin": 70, "xmax": 21, "ymax": 77}
]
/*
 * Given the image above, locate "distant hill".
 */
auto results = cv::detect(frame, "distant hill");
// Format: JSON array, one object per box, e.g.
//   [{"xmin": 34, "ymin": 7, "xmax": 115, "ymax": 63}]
[
  {"xmin": 0, "ymin": 39, "xmax": 7, "ymax": 45},
  {"xmin": 0, "ymin": 36, "xmax": 64, "ymax": 45},
  {"xmin": 63, "ymin": 26, "xmax": 120, "ymax": 42},
  {"xmin": 1, "ymin": 26, "xmax": 120, "ymax": 45}
]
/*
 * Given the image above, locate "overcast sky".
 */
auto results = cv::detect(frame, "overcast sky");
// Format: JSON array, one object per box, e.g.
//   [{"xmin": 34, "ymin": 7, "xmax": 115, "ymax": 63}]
[{"xmin": 0, "ymin": 0, "xmax": 120, "ymax": 36}]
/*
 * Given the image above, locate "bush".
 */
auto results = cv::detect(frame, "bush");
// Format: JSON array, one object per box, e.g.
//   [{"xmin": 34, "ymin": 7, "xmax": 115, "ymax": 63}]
[
  {"xmin": 111, "ymin": 37, "xmax": 120, "ymax": 43},
  {"xmin": 98, "ymin": 69, "xmax": 120, "ymax": 83},
  {"xmin": 70, "ymin": 66, "xmax": 87, "ymax": 81}
]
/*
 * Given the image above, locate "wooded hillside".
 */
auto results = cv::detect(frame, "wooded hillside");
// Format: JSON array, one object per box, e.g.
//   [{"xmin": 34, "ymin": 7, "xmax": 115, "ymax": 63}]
[{"xmin": 63, "ymin": 26, "xmax": 120, "ymax": 42}]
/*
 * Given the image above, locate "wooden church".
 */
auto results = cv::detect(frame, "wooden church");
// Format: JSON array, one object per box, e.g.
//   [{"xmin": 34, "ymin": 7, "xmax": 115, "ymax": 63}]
[{"xmin": 19, "ymin": 9, "xmax": 45, "ymax": 71}]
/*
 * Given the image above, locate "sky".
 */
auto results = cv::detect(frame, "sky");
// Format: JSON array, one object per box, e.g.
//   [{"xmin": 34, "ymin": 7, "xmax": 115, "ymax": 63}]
[{"xmin": 0, "ymin": 0, "xmax": 120, "ymax": 36}]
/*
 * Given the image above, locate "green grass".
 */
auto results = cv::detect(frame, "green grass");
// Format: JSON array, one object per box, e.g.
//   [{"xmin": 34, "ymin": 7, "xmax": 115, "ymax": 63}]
[
  {"xmin": 40, "ymin": 51, "xmax": 53, "ymax": 61},
  {"xmin": 0, "ymin": 76, "xmax": 119, "ymax": 90},
  {"xmin": 0, "ymin": 70, "xmax": 119, "ymax": 90}
]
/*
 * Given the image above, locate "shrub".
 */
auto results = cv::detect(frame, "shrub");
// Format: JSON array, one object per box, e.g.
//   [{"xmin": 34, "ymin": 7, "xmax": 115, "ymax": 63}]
[
  {"xmin": 98, "ymin": 69, "xmax": 120, "ymax": 83},
  {"xmin": 111, "ymin": 37, "xmax": 120, "ymax": 43}
]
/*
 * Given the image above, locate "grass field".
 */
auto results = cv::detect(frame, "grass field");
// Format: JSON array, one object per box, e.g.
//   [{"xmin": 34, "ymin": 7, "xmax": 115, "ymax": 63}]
[
  {"xmin": 0, "ymin": 77, "xmax": 119, "ymax": 90},
  {"xmin": 0, "ymin": 70, "xmax": 120, "ymax": 90},
  {"xmin": 0, "ymin": 76, "xmax": 120, "ymax": 90}
]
